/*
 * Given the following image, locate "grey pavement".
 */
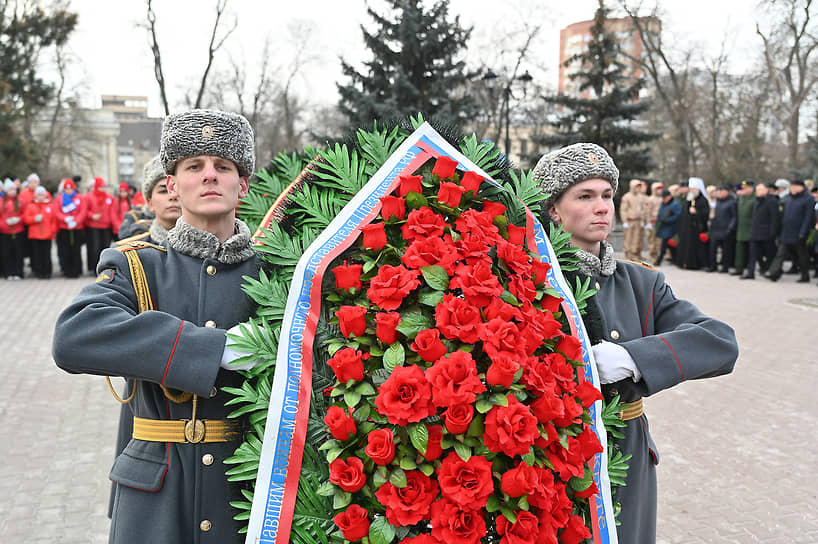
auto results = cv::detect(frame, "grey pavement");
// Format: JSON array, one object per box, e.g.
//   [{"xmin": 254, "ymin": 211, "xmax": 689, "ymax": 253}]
[{"xmin": 0, "ymin": 259, "xmax": 816, "ymax": 543}]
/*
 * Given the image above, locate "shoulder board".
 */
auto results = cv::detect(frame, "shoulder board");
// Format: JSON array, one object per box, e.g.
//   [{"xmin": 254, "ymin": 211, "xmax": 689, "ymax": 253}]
[
  {"xmin": 114, "ymin": 231, "xmax": 151, "ymax": 246},
  {"xmin": 115, "ymin": 239, "xmax": 166, "ymax": 253},
  {"xmin": 617, "ymin": 259, "xmax": 655, "ymax": 270}
]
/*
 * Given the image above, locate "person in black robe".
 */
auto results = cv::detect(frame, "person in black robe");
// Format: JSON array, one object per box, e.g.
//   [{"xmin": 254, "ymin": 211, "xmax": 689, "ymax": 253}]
[{"xmin": 674, "ymin": 177, "xmax": 710, "ymax": 269}]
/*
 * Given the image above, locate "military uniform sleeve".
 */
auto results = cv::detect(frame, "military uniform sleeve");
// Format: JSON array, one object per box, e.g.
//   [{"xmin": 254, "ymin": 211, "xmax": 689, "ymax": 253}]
[
  {"xmin": 618, "ymin": 270, "xmax": 738, "ymax": 397},
  {"xmin": 52, "ymin": 248, "xmax": 224, "ymax": 397}
]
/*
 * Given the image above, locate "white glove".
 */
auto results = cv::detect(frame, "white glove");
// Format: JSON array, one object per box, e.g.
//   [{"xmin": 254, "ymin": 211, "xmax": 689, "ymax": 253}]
[
  {"xmin": 622, "ymin": 222, "xmax": 630, "ymax": 229},
  {"xmin": 34, "ymin": 213, "xmax": 43, "ymax": 223},
  {"xmin": 220, "ymin": 322, "xmax": 264, "ymax": 371},
  {"xmin": 6, "ymin": 217, "xmax": 20, "ymax": 226},
  {"xmin": 592, "ymin": 341, "xmax": 642, "ymax": 384},
  {"xmin": 645, "ymin": 223, "xmax": 653, "ymax": 231}
]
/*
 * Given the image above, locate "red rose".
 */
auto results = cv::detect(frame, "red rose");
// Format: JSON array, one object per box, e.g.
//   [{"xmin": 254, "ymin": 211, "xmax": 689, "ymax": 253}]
[
  {"xmin": 361, "ymin": 222, "xmax": 388, "ymax": 250},
  {"xmin": 438, "ymin": 182, "xmax": 466, "ymax": 207},
  {"xmin": 374, "ymin": 365, "xmax": 435, "ymax": 425},
  {"xmin": 443, "ymin": 403, "xmax": 474, "ymax": 434},
  {"xmin": 456, "ymin": 234, "xmax": 492, "ymax": 265},
  {"xmin": 576, "ymin": 426, "xmax": 603, "ymax": 460},
  {"xmin": 480, "ymin": 318, "xmax": 525, "ymax": 361},
  {"xmin": 375, "ymin": 311, "xmax": 401, "ymax": 344},
  {"xmin": 423, "ymin": 424, "xmax": 444, "ymax": 460},
  {"xmin": 574, "ymin": 380, "xmax": 603, "ymax": 408},
  {"xmin": 559, "ymin": 514, "xmax": 592, "ymax": 544},
  {"xmin": 496, "ymin": 510, "xmax": 539, "ymax": 544},
  {"xmin": 450, "ymin": 261, "xmax": 503, "ymax": 308},
  {"xmin": 508, "ymin": 274, "xmax": 537, "ymax": 305},
  {"xmin": 521, "ymin": 356, "xmax": 557, "ymax": 395},
  {"xmin": 484, "ymin": 297, "xmax": 522, "ymax": 322},
  {"xmin": 410, "ymin": 328, "xmax": 448, "ymax": 362},
  {"xmin": 541, "ymin": 294, "xmax": 562, "ymax": 313},
  {"xmin": 506, "ymin": 223, "xmax": 526, "ymax": 245},
  {"xmin": 402, "ymin": 236, "xmax": 460, "ymax": 274},
  {"xmin": 454, "ymin": 209, "xmax": 499, "ymax": 242},
  {"xmin": 365, "ymin": 428, "xmax": 395, "ymax": 465},
  {"xmin": 335, "ymin": 305, "xmax": 367, "ymax": 338},
  {"xmin": 483, "ymin": 395, "xmax": 540, "ymax": 457},
  {"xmin": 380, "ymin": 195, "xmax": 406, "ymax": 221},
  {"xmin": 435, "ymin": 294, "xmax": 483, "ymax": 343},
  {"xmin": 367, "ymin": 264, "xmax": 420, "ymax": 311},
  {"xmin": 500, "ymin": 462, "xmax": 538, "ymax": 497},
  {"xmin": 333, "ymin": 504, "xmax": 370, "ymax": 542},
  {"xmin": 667, "ymin": 237, "xmax": 678, "ymax": 248},
  {"xmin": 375, "ymin": 470, "xmax": 439, "ymax": 526},
  {"xmin": 324, "ymin": 405, "xmax": 357, "ymax": 441},
  {"xmin": 332, "ymin": 261, "xmax": 363, "ymax": 291},
  {"xmin": 529, "ymin": 466, "xmax": 558, "ymax": 511},
  {"xmin": 486, "ymin": 353, "xmax": 521, "ymax": 388},
  {"xmin": 520, "ymin": 304, "xmax": 562, "ymax": 352},
  {"xmin": 497, "ymin": 240, "xmax": 532, "ymax": 275},
  {"xmin": 329, "ymin": 456, "xmax": 366, "ymax": 492},
  {"xmin": 481, "ymin": 200, "xmax": 506, "ymax": 218},
  {"xmin": 573, "ymin": 480, "xmax": 599, "ymax": 499},
  {"xmin": 699, "ymin": 232, "xmax": 710, "ymax": 243},
  {"xmin": 430, "ymin": 498, "xmax": 486, "ymax": 544},
  {"xmin": 397, "ymin": 174, "xmax": 423, "ymax": 197},
  {"xmin": 402, "ymin": 207, "xmax": 447, "ymax": 242},
  {"xmin": 556, "ymin": 333, "xmax": 583, "ymax": 363},
  {"xmin": 530, "ymin": 260, "xmax": 551, "ymax": 286},
  {"xmin": 460, "ymin": 171, "xmax": 483, "ymax": 192},
  {"xmin": 545, "ymin": 352, "xmax": 576, "ymax": 388},
  {"xmin": 425, "ymin": 350, "xmax": 486, "ymax": 407},
  {"xmin": 432, "ymin": 156, "xmax": 459, "ymax": 180},
  {"xmin": 529, "ymin": 391, "xmax": 565, "ymax": 425},
  {"xmin": 327, "ymin": 347, "xmax": 365, "ymax": 383},
  {"xmin": 437, "ymin": 452, "xmax": 494, "ymax": 509},
  {"xmin": 554, "ymin": 395, "xmax": 583, "ymax": 428}
]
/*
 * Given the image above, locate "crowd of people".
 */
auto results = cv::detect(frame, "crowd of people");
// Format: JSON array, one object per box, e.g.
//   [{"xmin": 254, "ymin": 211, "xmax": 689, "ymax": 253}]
[
  {"xmin": 620, "ymin": 176, "xmax": 818, "ymax": 286},
  {"xmin": 0, "ymin": 164, "xmax": 177, "ymax": 280}
]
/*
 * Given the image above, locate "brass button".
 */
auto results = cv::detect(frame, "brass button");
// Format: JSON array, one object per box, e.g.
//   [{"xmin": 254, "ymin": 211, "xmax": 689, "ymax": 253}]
[
  {"xmin": 200, "ymin": 519, "xmax": 212, "ymax": 532},
  {"xmin": 594, "ymin": 282, "xmax": 601, "ymax": 290},
  {"xmin": 204, "ymin": 320, "xmax": 216, "ymax": 328},
  {"xmin": 209, "ymin": 386, "xmax": 218, "ymax": 398},
  {"xmin": 202, "ymin": 453, "xmax": 214, "ymax": 466},
  {"xmin": 610, "ymin": 329, "xmax": 620, "ymax": 340},
  {"xmin": 206, "ymin": 265, "xmax": 217, "ymax": 276}
]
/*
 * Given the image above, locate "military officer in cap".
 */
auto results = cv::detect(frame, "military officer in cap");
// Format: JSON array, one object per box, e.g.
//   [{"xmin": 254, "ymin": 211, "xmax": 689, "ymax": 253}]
[
  {"xmin": 732, "ymin": 180, "xmax": 755, "ymax": 275},
  {"xmin": 532, "ymin": 143, "xmax": 738, "ymax": 544},
  {"xmin": 54, "ymin": 109, "xmax": 262, "ymax": 543}
]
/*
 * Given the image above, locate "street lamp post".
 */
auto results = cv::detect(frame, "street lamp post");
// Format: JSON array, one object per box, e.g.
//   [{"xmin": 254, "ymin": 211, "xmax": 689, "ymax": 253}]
[{"xmin": 483, "ymin": 69, "xmax": 533, "ymax": 159}]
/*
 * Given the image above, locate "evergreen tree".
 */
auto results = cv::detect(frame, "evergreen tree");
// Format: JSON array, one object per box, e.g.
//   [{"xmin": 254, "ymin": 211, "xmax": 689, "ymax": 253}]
[
  {"xmin": 535, "ymin": 0, "xmax": 657, "ymax": 184},
  {"xmin": 337, "ymin": 0, "xmax": 477, "ymax": 130}
]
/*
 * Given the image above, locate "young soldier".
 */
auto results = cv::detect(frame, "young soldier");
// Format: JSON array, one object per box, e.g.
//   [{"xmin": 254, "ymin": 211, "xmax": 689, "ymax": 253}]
[
  {"xmin": 53, "ymin": 109, "xmax": 262, "ymax": 543},
  {"xmin": 620, "ymin": 178, "xmax": 647, "ymax": 261},
  {"xmin": 116, "ymin": 155, "xmax": 180, "ymax": 245}
]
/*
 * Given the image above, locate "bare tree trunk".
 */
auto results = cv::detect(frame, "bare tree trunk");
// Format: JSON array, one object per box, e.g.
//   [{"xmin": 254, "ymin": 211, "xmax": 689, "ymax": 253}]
[
  {"xmin": 146, "ymin": 0, "xmax": 169, "ymax": 116},
  {"xmin": 194, "ymin": 0, "xmax": 236, "ymax": 109},
  {"xmin": 43, "ymin": 45, "xmax": 67, "ymax": 178}
]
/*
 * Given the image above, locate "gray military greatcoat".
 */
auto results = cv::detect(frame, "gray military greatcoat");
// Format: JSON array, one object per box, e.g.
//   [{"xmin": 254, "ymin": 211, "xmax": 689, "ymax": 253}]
[{"xmin": 53, "ymin": 219, "xmax": 260, "ymax": 544}]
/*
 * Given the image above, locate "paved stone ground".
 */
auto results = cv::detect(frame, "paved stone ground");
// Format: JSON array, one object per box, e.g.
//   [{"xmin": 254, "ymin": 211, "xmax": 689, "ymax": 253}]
[{"xmin": 0, "ymin": 258, "xmax": 816, "ymax": 543}]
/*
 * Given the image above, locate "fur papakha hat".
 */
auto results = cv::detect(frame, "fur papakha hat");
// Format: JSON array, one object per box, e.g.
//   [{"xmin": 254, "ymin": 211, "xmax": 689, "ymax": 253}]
[
  {"xmin": 531, "ymin": 143, "xmax": 619, "ymax": 208},
  {"xmin": 142, "ymin": 155, "xmax": 167, "ymax": 200},
  {"xmin": 160, "ymin": 109, "xmax": 255, "ymax": 177}
]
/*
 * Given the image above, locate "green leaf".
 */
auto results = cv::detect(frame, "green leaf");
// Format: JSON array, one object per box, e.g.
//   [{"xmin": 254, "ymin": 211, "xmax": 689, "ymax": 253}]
[
  {"xmin": 344, "ymin": 389, "xmax": 362, "ymax": 408},
  {"xmin": 394, "ymin": 309, "xmax": 431, "ymax": 339},
  {"xmin": 419, "ymin": 463, "xmax": 435, "ymax": 476},
  {"xmin": 475, "ymin": 398, "xmax": 493, "ymax": 414},
  {"xmin": 389, "ymin": 468, "xmax": 408, "ymax": 488},
  {"xmin": 453, "ymin": 441, "xmax": 471, "ymax": 462},
  {"xmin": 486, "ymin": 494, "xmax": 501, "ymax": 513},
  {"xmin": 420, "ymin": 265, "xmax": 450, "ymax": 291},
  {"xmin": 405, "ymin": 190, "xmax": 429, "ymax": 209},
  {"xmin": 316, "ymin": 481, "xmax": 336, "ymax": 497},
  {"xmin": 408, "ymin": 422, "xmax": 429, "ymax": 455},
  {"xmin": 399, "ymin": 457, "xmax": 418, "ymax": 470},
  {"xmin": 383, "ymin": 343, "xmax": 405, "ymax": 371},
  {"xmin": 368, "ymin": 516, "xmax": 396, "ymax": 544},
  {"xmin": 354, "ymin": 381, "xmax": 377, "ymax": 396},
  {"xmin": 418, "ymin": 289, "xmax": 445, "ymax": 307},
  {"xmin": 333, "ymin": 489, "xmax": 351, "ymax": 509}
]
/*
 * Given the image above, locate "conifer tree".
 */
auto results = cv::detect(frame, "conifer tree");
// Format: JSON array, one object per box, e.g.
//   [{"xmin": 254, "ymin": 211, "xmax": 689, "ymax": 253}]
[
  {"xmin": 337, "ymin": 0, "xmax": 477, "ymax": 130},
  {"xmin": 536, "ymin": 0, "xmax": 657, "ymax": 184}
]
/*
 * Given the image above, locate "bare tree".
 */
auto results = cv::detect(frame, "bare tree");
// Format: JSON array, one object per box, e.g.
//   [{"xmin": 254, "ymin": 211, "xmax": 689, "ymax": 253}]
[{"xmin": 145, "ymin": 0, "xmax": 169, "ymax": 115}]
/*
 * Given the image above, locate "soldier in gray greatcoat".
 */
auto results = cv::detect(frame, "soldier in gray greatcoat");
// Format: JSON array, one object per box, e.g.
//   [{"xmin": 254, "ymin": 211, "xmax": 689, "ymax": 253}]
[
  {"xmin": 53, "ymin": 109, "xmax": 262, "ymax": 543},
  {"xmin": 533, "ymin": 143, "xmax": 738, "ymax": 544}
]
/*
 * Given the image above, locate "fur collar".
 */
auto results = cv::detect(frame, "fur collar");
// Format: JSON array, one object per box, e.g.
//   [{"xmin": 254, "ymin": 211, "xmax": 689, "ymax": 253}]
[
  {"xmin": 166, "ymin": 217, "xmax": 255, "ymax": 264},
  {"xmin": 574, "ymin": 240, "xmax": 617, "ymax": 277},
  {"xmin": 149, "ymin": 221, "xmax": 170, "ymax": 245}
]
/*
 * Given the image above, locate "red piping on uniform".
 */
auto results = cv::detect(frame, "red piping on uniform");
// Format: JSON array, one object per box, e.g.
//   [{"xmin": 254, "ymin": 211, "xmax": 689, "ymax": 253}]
[
  {"xmin": 162, "ymin": 322, "xmax": 184, "ymax": 385},
  {"xmin": 643, "ymin": 292, "xmax": 654, "ymax": 337},
  {"xmin": 658, "ymin": 334, "xmax": 683, "ymax": 380}
]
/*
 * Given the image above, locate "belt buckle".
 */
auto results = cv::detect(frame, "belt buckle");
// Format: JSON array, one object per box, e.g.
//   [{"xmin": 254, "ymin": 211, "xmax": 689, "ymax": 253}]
[{"xmin": 184, "ymin": 419, "xmax": 205, "ymax": 443}]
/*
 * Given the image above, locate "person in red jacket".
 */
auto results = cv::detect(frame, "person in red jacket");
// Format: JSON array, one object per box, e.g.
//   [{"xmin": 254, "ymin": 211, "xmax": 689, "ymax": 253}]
[
  {"xmin": 0, "ymin": 179, "xmax": 26, "ymax": 279},
  {"xmin": 23, "ymin": 186, "xmax": 57, "ymax": 278},
  {"xmin": 111, "ymin": 182, "xmax": 133, "ymax": 238},
  {"xmin": 83, "ymin": 176, "xmax": 113, "ymax": 273},
  {"xmin": 55, "ymin": 178, "xmax": 87, "ymax": 278}
]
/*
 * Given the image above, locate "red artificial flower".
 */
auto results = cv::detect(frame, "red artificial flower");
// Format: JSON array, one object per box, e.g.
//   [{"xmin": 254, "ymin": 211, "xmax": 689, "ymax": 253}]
[
  {"xmin": 335, "ymin": 305, "xmax": 367, "ymax": 338},
  {"xmin": 529, "ymin": 391, "xmax": 565, "ymax": 425},
  {"xmin": 483, "ymin": 297, "xmax": 523, "ymax": 322},
  {"xmin": 667, "ymin": 237, "xmax": 678, "ymax": 248},
  {"xmin": 699, "ymin": 232, "xmax": 710, "ymax": 243},
  {"xmin": 410, "ymin": 328, "xmax": 448, "ymax": 362},
  {"xmin": 556, "ymin": 333, "xmax": 583, "ymax": 363},
  {"xmin": 367, "ymin": 264, "xmax": 420, "ymax": 311},
  {"xmin": 402, "ymin": 207, "xmax": 447, "ymax": 242},
  {"xmin": 375, "ymin": 311, "xmax": 401, "ymax": 344},
  {"xmin": 573, "ymin": 480, "xmax": 599, "ymax": 499},
  {"xmin": 456, "ymin": 234, "xmax": 492, "ymax": 266},
  {"xmin": 455, "ymin": 209, "xmax": 500, "ymax": 242},
  {"xmin": 483, "ymin": 395, "xmax": 540, "ymax": 457},
  {"xmin": 329, "ymin": 456, "xmax": 366, "ymax": 492},
  {"xmin": 442, "ymin": 403, "xmax": 474, "ymax": 434},
  {"xmin": 333, "ymin": 504, "xmax": 370, "ymax": 542},
  {"xmin": 500, "ymin": 462, "xmax": 539, "ymax": 498},
  {"xmin": 361, "ymin": 222, "xmax": 388, "ymax": 250},
  {"xmin": 397, "ymin": 174, "xmax": 423, "ymax": 197},
  {"xmin": 496, "ymin": 510, "xmax": 540, "ymax": 544},
  {"xmin": 324, "ymin": 405, "xmax": 357, "ymax": 441},
  {"xmin": 423, "ymin": 424, "xmax": 444, "ymax": 460},
  {"xmin": 430, "ymin": 498, "xmax": 486, "ymax": 544},
  {"xmin": 553, "ymin": 395, "xmax": 584, "ymax": 428},
  {"xmin": 375, "ymin": 470, "xmax": 439, "ymax": 526},
  {"xmin": 481, "ymin": 200, "xmax": 506, "ymax": 218},
  {"xmin": 435, "ymin": 294, "xmax": 483, "ymax": 344},
  {"xmin": 508, "ymin": 274, "xmax": 537, "ymax": 305},
  {"xmin": 450, "ymin": 261, "xmax": 504, "ymax": 308},
  {"xmin": 432, "ymin": 156, "xmax": 459, "ymax": 180},
  {"xmin": 576, "ymin": 426, "xmax": 603, "ymax": 461},
  {"xmin": 530, "ymin": 260, "xmax": 551, "ymax": 286},
  {"xmin": 479, "ymin": 318, "xmax": 525, "ymax": 362},
  {"xmin": 520, "ymin": 304, "xmax": 562, "ymax": 351},
  {"xmin": 425, "ymin": 350, "xmax": 486, "ymax": 407},
  {"xmin": 332, "ymin": 261, "xmax": 363, "ymax": 291},
  {"xmin": 541, "ymin": 293, "xmax": 562, "ymax": 313},
  {"xmin": 574, "ymin": 380, "xmax": 603, "ymax": 408},
  {"xmin": 374, "ymin": 365, "xmax": 435, "ymax": 426},
  {"xmin": 438, "ymin": 182, "xmax": 466, "ymax": 208},
  {"xmin": 460, "ymin": 171, "xmax": 483, "ymax": 192},
  {"xmin": 328, "ymin": 347, "xmax": 365, "ymax": 383},
  {"xmin": 437, "ymin": 452, "xmax": 494, "ymax": 509},
  {"xmin": 402, "ymin": 236, "xmax": 460, "ymax": 275},
  {"xmin": 545, "ymin": 352, "xmax": 576, "ymax": 387},
  {"xmin": 506, "ymin": 223, "xmax": 526, "ymax": 245},
  {"xmin": 559, "ymin": 514, "xmax": 592, "ymax": 544},
  {"xmin": 497, "ymin": 240, "xmax": 533, "ymax": 275},
  {"xmin": 528, "ymin": 466, "xmax": 558, "ymax": 511},
  {"xmin": 365, "ymin": 428, "xmax": 395, "ymax": 465},
  {"xmin": 521, "ymin": 356, "xmax": 557, "ymax": 395},
  {"xmin": 380, "ymin": 195, "xmax": 406, "ymax": 221},
  {"xmin": 486, "ymin": 353, "xmax": 521, "ymax": 388}
]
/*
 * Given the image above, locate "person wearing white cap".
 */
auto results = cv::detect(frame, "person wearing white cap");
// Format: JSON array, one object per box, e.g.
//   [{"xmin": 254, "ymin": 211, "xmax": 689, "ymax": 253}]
[
  {"xmin": 673, "ymin": 177, "xmax": 710, "ymax": 269},
  {"xmin": 0, "ymin": 179, "xmax": 26, "ymax": 279}
]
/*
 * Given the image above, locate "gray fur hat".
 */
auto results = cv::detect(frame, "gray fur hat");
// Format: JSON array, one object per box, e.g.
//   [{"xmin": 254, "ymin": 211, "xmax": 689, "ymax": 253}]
[
  {"xmin": 159, "ymin": 109, "xmax": 255, "ymax": 177},
  {"xmin": 532, "ymin": 143, "xmax": 619, "ymax": 208},
  {"xmin": 142, "ymin": 155, "xmax": 167, "ymax": 200}
]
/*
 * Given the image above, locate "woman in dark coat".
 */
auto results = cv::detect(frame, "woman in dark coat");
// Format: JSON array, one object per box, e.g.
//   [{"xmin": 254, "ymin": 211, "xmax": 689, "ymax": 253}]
[{"xmin": 674, "ymin": 177, "xmax": 710, "ymax": 269}]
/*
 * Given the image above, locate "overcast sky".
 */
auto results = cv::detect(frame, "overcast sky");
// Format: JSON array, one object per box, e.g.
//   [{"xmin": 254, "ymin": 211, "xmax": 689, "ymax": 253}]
[{"xmin": 62, "ymin": 0, "xmax": 760, "ymax": 116}]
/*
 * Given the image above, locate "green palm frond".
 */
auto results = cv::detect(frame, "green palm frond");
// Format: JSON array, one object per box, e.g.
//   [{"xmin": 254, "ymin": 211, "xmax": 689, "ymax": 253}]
[
  {"xmin": 286, "ymin": 182, "xmax": 350, "ymax": 230},
  {"xmin": 357, "ymin": 123, "xmax": 408, "ymax": 177},
  {"xmin": 311, "ymin": 143, "xmax": 368, "ymax": 195},
  {"xmin": 459, "ymin": 133, "xmax": 502, "ymax": 177}
]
